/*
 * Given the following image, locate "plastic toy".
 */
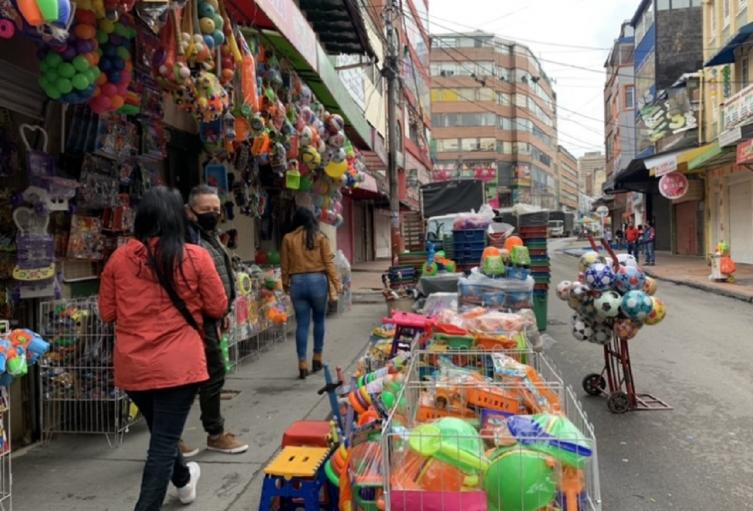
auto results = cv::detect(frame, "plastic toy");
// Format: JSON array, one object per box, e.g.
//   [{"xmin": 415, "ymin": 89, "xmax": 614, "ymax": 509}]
[
  {"xmin": 506, "ymin": 414, "xmax": 593, "ymax": 468},
  {"xmin": 614, "ymin": 265, "xmax": 646, "ymax": 293},
  {"xmin": 643, "ymin": 276, "xmax": 657, "ymax": 295},
  {"xmin": 484, "ymin": 447, "xmax": 557, "ymax": 511},
  {"xmin": 503, "ymin": 235, "xmax": 523, "ymax": 253},
  {"xmin": 620, "ymin": 290, "xmax": 653, "ymax": 321},
  {"xmin": 644, "ymin": 297, "xmax": 666, "ymax": 325},
  {"xmin": 584, "ymin": 262, "xmax": 615, "ymax": 291},
  {"xmin": 593, "ymin": 290, "xmax": 621, "ymax": 319},
  {"xmin": 408, "ymin": 419, "xmax": 489, "ymax": 473},
  {"xmin": 422, "ymin": 242, "xmax": 457, "ymax": 276},
  {"xmin": 555, "ymin": 280, "xmax": 572, "ymax": 301},
  {"xmin": 9, "ymin": 328, "xmax": 50, "ymax": 364},
  {"xmin": 571, "ymin": 315, "xmax": 593, "ymax": 342},
  {"xmin": 578, "ymin": 250, "xmax": 605, "ymax": 273},
  {"xmin": 482, "ymin": 247, "xmax": 505, "ymax": 277},
  {"xmin": 592, "ymin": 323, "xmax": 611, "ymax": 344}
]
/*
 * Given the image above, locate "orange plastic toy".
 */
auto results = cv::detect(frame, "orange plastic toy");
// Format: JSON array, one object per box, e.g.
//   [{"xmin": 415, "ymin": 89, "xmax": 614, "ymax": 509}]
[{"xmin": 504, "ymin": 235, "xmax": 524, "ymax": 253}]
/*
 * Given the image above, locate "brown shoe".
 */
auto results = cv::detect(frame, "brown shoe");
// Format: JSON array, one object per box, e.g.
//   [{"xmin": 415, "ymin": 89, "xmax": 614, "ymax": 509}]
[
  {"xmin": 299, "ymin": 360, "xmax": 309, "ymax": 380},
  {"xmin": 179, "ymin": 440, "xmax": 199, "ymax": 458},
  {"xmin": 207, "ymin": 432, "xmax": 248, "ymax": 454},
  {"xmin": 311, "ymin": 353, "xmax": 323, "ymax": 373}
]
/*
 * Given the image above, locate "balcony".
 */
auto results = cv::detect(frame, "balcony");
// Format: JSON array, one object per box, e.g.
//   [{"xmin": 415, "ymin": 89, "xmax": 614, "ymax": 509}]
[{"xmin": 721, "ymin": 82, "xmax": 753, "ymax": 132}]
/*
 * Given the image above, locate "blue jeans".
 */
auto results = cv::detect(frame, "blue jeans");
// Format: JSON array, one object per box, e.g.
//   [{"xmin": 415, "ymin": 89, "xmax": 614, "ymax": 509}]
[
  {"xmin": 644, "ymin": 241, "xmax": 655, "ymax": 263},
  {"xmin": 127, "ymin": 384, "xmax": 198, "ymax": 511},
  {"xmin": 290, "ymin": 272, "xmax": 328, "ymax": 361}
]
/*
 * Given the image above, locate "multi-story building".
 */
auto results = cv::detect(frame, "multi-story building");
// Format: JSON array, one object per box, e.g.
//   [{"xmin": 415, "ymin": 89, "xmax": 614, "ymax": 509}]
[
  {"xmin": 577, "ymin": 152, "xmax": 606, "ymax": 199},
  {"xmin": 556, "ymin": 146, "xmax": 578, "ymax": 212},
  {"xmin": 700, "ymin": 0, "xmax": 753, "ymax": 264},
  {"xmin": 429, "ymin": 32, "xmax": 559, "ymax": 209}
]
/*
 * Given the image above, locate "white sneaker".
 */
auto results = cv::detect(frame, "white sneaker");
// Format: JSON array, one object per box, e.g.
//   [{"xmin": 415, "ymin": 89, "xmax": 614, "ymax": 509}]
[{"xmin": 177, "ymin": 461, "xmax": 200, "ymax": 504}]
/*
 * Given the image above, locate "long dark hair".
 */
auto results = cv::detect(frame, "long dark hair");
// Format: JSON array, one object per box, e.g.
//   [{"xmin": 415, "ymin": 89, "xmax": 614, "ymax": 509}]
[
  {"xmin": 291, "ymin": 207, "xmax": 319, "ymax": 250},
  {"xmin": 134, "ymin": 186, "xmax": 187, "ymax": 291}
]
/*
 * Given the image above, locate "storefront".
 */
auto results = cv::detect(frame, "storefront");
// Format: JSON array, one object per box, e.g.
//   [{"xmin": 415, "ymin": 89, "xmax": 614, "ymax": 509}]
[
  {"xmin": 707, "ymin": 162, "xmax": 753, "ymax": 264},
  {"xmin": 0, "ymin": 0, "xmax": 376, "ymax": 449}
]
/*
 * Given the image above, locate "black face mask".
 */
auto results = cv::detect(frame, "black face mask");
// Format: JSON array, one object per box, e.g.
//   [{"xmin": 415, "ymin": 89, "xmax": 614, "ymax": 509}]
[{"xmin": 192, "ymin": 209, "xmax": 220, "ymax": 232}]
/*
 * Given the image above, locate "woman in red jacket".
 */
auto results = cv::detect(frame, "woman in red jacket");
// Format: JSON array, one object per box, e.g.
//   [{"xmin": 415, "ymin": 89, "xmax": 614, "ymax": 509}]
[{"xmin": 99, "ymin": 186, "xmax": 228, "ymax": 511}]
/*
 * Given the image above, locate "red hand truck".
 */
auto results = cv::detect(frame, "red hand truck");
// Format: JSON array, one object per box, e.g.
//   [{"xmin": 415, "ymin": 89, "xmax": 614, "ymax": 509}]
[{"xmin": 580, "ymin": 236, "xmax": 672, "ymax": 414}]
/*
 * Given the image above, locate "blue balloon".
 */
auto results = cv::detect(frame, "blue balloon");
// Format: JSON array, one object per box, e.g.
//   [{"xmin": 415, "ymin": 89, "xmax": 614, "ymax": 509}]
[
  {"xmin": 203, "ymin": 35, "xmax": 215, "ymax": 49},
  {"xmin": 104, "ymin": 46, "xmax": 117, "ymax": 57},
  {"xmin": 108, "ymin": 71, "xmax": 121, "ymax": 83},
  {"xmin": 57, "ymin": 0, "xmax": 71, "ymax": 25},
  {"xmin": 100, "ymin": 58, "xmax": 113, "ymax": 72},
  {"xmin": 112, "ymin": 58, "xmax": 124, "ymax": 70}
]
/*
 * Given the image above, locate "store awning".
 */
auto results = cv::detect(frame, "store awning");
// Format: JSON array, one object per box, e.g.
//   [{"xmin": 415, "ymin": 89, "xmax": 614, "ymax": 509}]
[
  {"xmin": 705, "ymin": 22, "xmax": 753, "ymax": 67},
  {"xmin": 644, "ymin": 148, "xmax": 687, "ymax": 177},
  {"xmin": 688, "ymin": 142, "xmax": 736, "ymax": 170},
  {"xmin": 298, "ymin": 0, "xmax": 376, "ymax": 59}
]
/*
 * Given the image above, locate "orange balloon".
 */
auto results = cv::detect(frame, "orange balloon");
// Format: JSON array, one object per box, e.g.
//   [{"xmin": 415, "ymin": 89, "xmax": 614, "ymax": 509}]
[
  {"xmin": 110, "ymin": 95, "xmax": 125, "ymax": 110},
  {"xmin": 85, "ymin": 52, "xmax": 99, "ymax": 66},
  {"xmin": 235, "ymin": 117, "xmax": 250, "ymax": 140},
  {"xmin": 504, "ymin": 235, "xmax": 524, "ymax": 252},
  {"xmin": 96, "ymin": 73, "xmax": 107, "ymax": 85},
  {"xmin": 74, "ymin": 24, "xmax": 96, "ymax": 40}
]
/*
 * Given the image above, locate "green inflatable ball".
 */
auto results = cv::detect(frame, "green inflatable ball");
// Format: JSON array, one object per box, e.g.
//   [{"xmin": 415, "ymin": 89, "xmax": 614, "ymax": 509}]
[
  {"xmin": 45, "ymin": 52, "xmax": 63, "ymax": 68},
  {"xmin": 114, "ymin": 23, "xmax": 129, "ymax": 37},
  {"xmin": 85, "ymin": 68, "xmax": 98, "ymax": 83},
  {"xmin": 267, "ymin": 249, "xmax": 281, "ymax": 265},
  {"xmin": 72, "ymin": 73, "xmax": 90, "ymax": 91},
  {"xmin": 116, "ymin": 46, "xmax": 130, "ymax": 60},
  {"xmin": 45, "ymin": 83, "xmax": 61, "ymax": 100},
  {"xmin": 97, "ymin": 30, "xmax": 108, "ymax": 44},
  {"xmin": 56, "ymin": 77, "xmax": 73, "ymax": 94},
  {"xmin": 484, "ymin": 447, "xmax": 557, "ymax": 511},
  {"xmin": 213, "ymin": 14, "xmax": 224, "ymax": 29},
  {"xmin": 73, "ymin": 55, "xmax": 90, "ymax": 72},
  {"xmin": 58, "ymin": 62, "xmax": 75, "ymax": 78}
]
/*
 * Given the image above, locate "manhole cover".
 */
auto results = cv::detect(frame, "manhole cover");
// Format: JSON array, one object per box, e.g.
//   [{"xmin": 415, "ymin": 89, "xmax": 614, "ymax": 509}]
[{"xmin": 221, "ymin": 389, "xmax": 241, "ymax": 400}]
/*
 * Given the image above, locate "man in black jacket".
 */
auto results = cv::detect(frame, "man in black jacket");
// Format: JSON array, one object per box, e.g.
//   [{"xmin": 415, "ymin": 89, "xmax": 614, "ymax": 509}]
[{"xmin": 181, "ymin": 184, "xmax": 248, "ymax": 456}]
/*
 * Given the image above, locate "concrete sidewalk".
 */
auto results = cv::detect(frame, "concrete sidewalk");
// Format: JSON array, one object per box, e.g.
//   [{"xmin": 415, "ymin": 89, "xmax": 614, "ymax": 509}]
[
  {"xmin": 351, "ymin": 259, "xmax": 390, "ymax": 303},
  {"xmin": 12, "ymin": 305, "xmax": 383, "ymax": 511},
  {"xmin": 559, "ymin": 242, "xmax": 753, "ymax": 303}
]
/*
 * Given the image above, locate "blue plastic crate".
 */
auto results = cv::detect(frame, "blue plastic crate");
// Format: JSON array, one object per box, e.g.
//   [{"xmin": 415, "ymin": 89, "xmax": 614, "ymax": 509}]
[
  {"xmin": 453, "ymin": 229, "xmax": 486, "ymax": 242},
  {"xmin": 453, "ymin": 240, "xmax": 486, "ymax": 253},
  {"xmin": 506, "ymin": 266, "xmax": 531, "ymax": 280}
]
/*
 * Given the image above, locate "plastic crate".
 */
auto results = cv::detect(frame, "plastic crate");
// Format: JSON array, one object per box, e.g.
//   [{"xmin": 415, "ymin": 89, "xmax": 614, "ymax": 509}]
[
  {"xmin": 453, "ymin": 240, "xmax": 486, "ymax": 253},
  {"xmin": 518, "ymin": 212, "xmax": 550, "ymax": 226},
  {"xmin": 452, "ymin": 229, "xmax": 486, "ymax": 242},
  {"xmin": 533, "ymin": 293, "xmax": 548, "ymax": 332},
  {"xmin": 506, "ymin": 266, "xmax": 530, "ymax": 280},
  {"xmin": 519, "ymin": 226, "xmax": 548, "ymax": 237}
]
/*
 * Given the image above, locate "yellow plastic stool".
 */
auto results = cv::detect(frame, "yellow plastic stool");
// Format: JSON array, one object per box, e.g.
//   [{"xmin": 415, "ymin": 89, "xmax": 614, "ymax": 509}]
[
  {"xmin": 264, "ymin": 446, "xmax": 330, "ymax": 480},
  {"xmin": 259, "ymin": 447, "xmax": 335, "ymax": 511}
]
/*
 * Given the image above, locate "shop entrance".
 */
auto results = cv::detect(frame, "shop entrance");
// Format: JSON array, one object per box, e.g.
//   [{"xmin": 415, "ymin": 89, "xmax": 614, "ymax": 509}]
[
  {"xmin": 729, "ymin": 177, "xmax": 753, "ymax": 264},
  {"xmin": 675, "ymin": 201, "xmax": 700, "ymax": 256}
]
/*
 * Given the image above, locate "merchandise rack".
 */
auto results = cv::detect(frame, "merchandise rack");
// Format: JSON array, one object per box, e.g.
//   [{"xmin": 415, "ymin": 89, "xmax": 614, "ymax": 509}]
[
  {"xmin": 0, "ymin": 387, "xmax": 11, "ymax": 511},
  {"xmin": 38, "ymin": 297, "xmax": 134, "ymax": 445}
]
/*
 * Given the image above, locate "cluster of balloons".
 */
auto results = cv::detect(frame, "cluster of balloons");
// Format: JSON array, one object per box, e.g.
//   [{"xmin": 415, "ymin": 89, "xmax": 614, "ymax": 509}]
[
  {"xmin": 16, "ymin": 0, "xmax": 71, "ymax": 27},
  {"xmin": 37, "ymin": 9, "xmax": 101, "ymax": 103},
  {"xmin": 89, "ymin": 17, "xmax": 135, "ymax": 113},
  {"xmin": 197, "ymin": 0, "xmax": 226, "ymax": 50},
  {"xmin": 557, "ymin": 251, "xmax": 666, "ymax": 345}
]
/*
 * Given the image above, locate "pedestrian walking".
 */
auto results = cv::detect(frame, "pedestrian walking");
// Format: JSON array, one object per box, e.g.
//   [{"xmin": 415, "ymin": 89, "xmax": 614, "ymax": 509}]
[
  {"xmin": 98, "ymin": 186, "xmax": 228, "ymax": 510},
  {"xmin": 625, "ymin": 223, "xmax": 639, "ymax": 258},
  {"xmin": 281, "ymin": 208, "xmax": 342, "ymax": 379},
  {"xmin": 180, "ymin": 185, "xmax": 249, "ymax": 457},
  {"xmin": 643, "ymin": 222, "xmax": 656, "ymax": 265}
]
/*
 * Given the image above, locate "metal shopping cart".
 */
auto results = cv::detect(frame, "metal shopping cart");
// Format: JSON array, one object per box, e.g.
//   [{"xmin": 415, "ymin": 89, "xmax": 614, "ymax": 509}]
[{"xmin": 580, "ymin": 237, "xmax": 672, "ymax": 414}]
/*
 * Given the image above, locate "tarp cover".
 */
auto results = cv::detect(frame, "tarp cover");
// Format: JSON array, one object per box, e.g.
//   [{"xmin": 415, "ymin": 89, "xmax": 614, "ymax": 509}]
[{"xmin": 421, "ymin": 180, "xmax": 485, "ymax": 218}]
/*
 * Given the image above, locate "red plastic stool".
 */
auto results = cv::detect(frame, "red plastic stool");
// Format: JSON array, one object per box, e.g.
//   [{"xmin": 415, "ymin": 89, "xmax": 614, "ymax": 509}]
[{"xmin": 282, "ymin": 420, "xmax": 332, "ymax": 448}]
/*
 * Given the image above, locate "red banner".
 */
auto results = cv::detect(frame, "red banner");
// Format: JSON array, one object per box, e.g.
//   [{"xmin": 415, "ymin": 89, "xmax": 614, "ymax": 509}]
[{"xmin": 736, "ymin": 139, "xmax": 753, "ymax": 164}]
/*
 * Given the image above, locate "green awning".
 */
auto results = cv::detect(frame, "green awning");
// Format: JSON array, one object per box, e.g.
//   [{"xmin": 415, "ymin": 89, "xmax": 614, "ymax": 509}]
[{"xmin": 688, "ymin": 142, "xmax": 735, "ymax": 170}]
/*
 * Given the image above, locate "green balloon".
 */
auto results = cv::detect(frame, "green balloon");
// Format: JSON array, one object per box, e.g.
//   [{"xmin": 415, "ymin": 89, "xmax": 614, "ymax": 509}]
[
  {"xmin": 73, "ymin": 55, "xmax": 90, "ymax": 72},
  {"xmin": 116, "ymin": 46, "xmax": 130, "ymax": 60},
  {"xmin": 72, "ymin": 73, "xmax": 89, "ymax": 91},
  {"xmin": 85, "ymin": 68, "xmax": 98, "ymax": 83},
  {"xmin": 56, "ymin": 78, "xmax": 73, "ymax": 94},
  {"xmin": 46, "ymin": 52, "xmax": 63, "ymax": 68},
  {"xmin": 114, "ymin": 24, "xmax": 128, "ymax": 37},
  {"xmin": 213, "ymin": 14, "xmax": 224, "ymax": 29},
  {"xmin": 46, "ymin": 69, "xmax": 58, "ymax": 82},
  {"xmin": 58, "ymin": 63, "xmax": 75, "ymax": 78},
  {"xmin": 38, "ymin": 76, "xmax": 50, "ymax": 90},
  {"xmin": 96, "ymin": 30, "xmax": 108, "ymax": 44},
  {"xmin": 381, "ymin": 390, "xmax": 395, "ymax": 410},
  {"xmin": 39, "ymin": 61, "xmax": 49, "ymax": 73},
  {"xmin": 45, "ymin": 83, "xmax": 61, "ymax": 100}
]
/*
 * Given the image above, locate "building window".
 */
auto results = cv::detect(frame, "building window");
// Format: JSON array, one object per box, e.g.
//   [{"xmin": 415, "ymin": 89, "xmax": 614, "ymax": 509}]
[
  {"xmin": 625, "ymin": 85, "xmax": 635, "ymax": 109},
  {"xmin": 673, "ymin": 0, "xmax": 691, "ymax": 8},
  {"xmin": 742, "ymin": 53, "xmax": 750, "ymax": 89},
  {"xmin": 657, "ymin": 0, "xmax": 670, "ymax": 10}
]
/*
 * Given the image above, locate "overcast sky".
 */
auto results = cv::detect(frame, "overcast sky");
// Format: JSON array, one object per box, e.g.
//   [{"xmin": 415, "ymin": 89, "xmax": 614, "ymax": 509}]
[{"xmin": 430, "ymin": 0, "xmax": 640, "ymax": 158}]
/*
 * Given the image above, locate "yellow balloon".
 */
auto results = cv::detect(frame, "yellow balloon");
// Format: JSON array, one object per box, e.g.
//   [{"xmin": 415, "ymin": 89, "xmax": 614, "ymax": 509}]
[{"xmin": 325, "ymin": 159, "xmax": 347, "ymax": 178}]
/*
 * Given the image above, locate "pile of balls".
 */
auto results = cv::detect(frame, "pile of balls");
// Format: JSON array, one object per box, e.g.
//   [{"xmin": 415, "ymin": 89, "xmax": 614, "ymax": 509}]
[{"xmin": 557, "ymin": 251, "xmax": 666, "ymax": 345}]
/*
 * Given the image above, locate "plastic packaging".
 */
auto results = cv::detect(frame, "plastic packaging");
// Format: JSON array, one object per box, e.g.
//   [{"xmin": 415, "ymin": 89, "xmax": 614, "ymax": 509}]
[{"xmin": 421, "ymin": 292, "xmax": 458, "ymax": 317}]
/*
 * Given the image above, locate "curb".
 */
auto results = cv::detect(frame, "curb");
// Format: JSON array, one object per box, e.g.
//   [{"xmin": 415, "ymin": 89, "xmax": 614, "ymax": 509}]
[{"xmin": 560, "ymin": 250, "xmax": 753, "ymax": 304}]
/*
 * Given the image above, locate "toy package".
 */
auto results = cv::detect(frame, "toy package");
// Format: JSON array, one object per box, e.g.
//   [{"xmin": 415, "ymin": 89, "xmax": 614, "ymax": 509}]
[{"xmin": 67, "ymin": 215, "xmax": 105, "ymax": 260}]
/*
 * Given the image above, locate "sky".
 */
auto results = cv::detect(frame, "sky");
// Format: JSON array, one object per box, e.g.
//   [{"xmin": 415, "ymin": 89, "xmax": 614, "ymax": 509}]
[{"xmin": 430, "ymin": 0, "xmax": 640, "ymax": 158}]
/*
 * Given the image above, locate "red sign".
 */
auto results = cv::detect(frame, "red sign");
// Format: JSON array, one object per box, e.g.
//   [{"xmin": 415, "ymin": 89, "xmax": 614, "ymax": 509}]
[
  {"xmin": 658, "ymin": 172, "xmax": 689, "ymax": 200},
  {"xmin": 736, "ymin": 139, "xmax": 753, "ymax": 164}
]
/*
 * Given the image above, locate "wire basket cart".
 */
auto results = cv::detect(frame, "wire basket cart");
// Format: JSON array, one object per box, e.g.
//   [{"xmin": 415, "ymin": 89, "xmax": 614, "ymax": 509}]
[
  {"xmin": 0, "ymin": 386, "xmax": 11, "ymax": 511},
  {"xmin": 581, "ymin": 237, "xmax": 672, "ymax": 414},
  {"xmin": 38, "ymin": 297, "xmax": 135, "ymax": 445},
  {"xmin": 371, "ymin": 350, "xmax": 601, "ymax": 511}
]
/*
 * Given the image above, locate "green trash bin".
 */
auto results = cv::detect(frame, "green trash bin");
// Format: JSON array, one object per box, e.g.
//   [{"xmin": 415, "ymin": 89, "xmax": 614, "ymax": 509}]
[{"xmin": 533, "ymin": 293, "xmax": 548, "ymax": 332}]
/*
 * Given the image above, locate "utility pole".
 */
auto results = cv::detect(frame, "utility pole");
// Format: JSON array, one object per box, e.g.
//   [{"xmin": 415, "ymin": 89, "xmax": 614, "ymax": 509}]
[{"xmin": 383, "ymin": 0, "xmax": 402, "ymax": 265}]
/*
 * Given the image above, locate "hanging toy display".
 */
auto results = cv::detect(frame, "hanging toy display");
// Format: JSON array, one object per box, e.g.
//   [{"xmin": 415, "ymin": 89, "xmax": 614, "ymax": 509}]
[
  {"xmin": 16, "ymin": 0, "xmax": 71, "ymax": 28},
  {"xmin": 89, "ymin": 16, "xmax": 136, "ymax": 113},
  {"xmin": 37, "ymin": 9, "xmax": 101, "ymax": 103}
]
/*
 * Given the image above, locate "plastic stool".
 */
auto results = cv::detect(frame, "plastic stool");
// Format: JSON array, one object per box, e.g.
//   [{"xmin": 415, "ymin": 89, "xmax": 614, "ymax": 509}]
[
  {"xmin": 282, "ymin": 420, "xmax": 332, "ymax": 448},
  {"xmin": 258, "ymin": 446, "xmax": 334, "ymax": 511}
]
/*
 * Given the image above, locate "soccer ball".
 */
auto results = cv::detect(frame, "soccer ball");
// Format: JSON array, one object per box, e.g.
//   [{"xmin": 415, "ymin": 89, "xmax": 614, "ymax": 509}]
[
  {"xmin": 584, "ymin": 263, "xmax": 616, "ymax": 291},
  {"xmin": 591, "ymin": 323, "xmax": 612, "ymax": 345},
  {"xmin": 614, "ymin": 265, "xmax": 646, "ymax": 293},
  {"xmin": 614, "ymin": 318, "xmax": 642, "ymax": 340},
  {"xmin": 620, "ymin": 290, "xmax": 654, "ymax": 321},
  {"xmin": 571, "ymin": 315, "xmax": 594, "ymax": 342},
  {"xmin": 579, "ymin": 251, "xmax": 605, "ymax": 273},
  {"xmin": 613, "ymin": 253, "xmax": 638, "ymax": 267},
  {"xmin": 643, "ymin": 276, "xmax": 658, "ymax": 296},
  {"xmin": 594, "ymin": 290, "xmax": 622, "ymax": 319},
  {"xmin": 645, "ymin": 297, "xmax": 666, "ymax": 325},
  {"xmin": 569, "ymin": 282, "xmax": 591, "ymax": 302},
  {"xmin": 556, "ymin": 281, "xmax": 573, "ymax": 301}
]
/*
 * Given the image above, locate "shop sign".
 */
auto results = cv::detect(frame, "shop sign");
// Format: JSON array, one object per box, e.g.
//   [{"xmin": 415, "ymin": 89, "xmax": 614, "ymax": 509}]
[
  {"xmin": 658, "ymin": 171, "xmax": 689, "ymax": 200},
  {"xmin": 639, "ymin": 85, "xmax": 698, "ymax": 145},
  {"xmin": 736, "ymin": 139, "xmax": 753, "ymax": 164},
  {"xmin": 718, "ymin": 126, "xmax": 742, "ymax": 147},
  {"xmin": 723, "ymin": 83, "xmax": 753, "ymax": 131},
  {"xmin": 255, "ymin": 0, "xmax": 318, "ymax": 70}
]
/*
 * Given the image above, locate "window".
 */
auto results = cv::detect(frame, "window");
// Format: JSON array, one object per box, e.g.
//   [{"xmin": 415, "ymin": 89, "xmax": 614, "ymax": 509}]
[
  {"xmin": 477, "ymin": 88, "xmax": 495, "ymax": 102},
  {"xmin": 742, "ymin": 54, "xmax": 750, "ymax": 89},
  {"xmin": 625, "ymin": 85, "xmax": 635, "ymax": 109},
  {"xmin": 497, "ymin": 92, "xmax": 510, "ymax": 105},
  {"xmin": 461, "ymin": 138, "xmax": 478, "ymax": 151},
  {"xmin": 479, "ymin": 138, "xmax": 496, "ymax": 151},
  {"xmin": 673, "ymin": 0, "xmax": 691, "ymax": 8},
  {"xmin": 657, "ymin": 0, "xmax": 670, "ymax": 9},
  {"xmin": 436, "ymin": 138, "xmax": 459, "ymax": 152}
]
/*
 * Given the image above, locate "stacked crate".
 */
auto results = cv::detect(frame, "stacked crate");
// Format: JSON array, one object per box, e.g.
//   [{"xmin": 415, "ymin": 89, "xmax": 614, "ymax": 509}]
[
  {"xmin": 518, "ymin": 212, "xmax": 550, "ymax": 332},
  {"xmin": 453, "ymin": 228, "xmax": 487, "ymax": 272}
]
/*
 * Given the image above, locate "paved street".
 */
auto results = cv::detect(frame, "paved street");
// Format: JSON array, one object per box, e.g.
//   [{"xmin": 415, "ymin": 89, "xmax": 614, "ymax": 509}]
[{"xmin": 547, "ymin": 239, "xmax": 753, "ymax": 510}]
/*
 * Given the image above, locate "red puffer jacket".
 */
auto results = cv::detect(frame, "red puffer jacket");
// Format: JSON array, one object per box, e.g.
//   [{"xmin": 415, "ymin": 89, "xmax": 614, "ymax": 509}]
[{"xmin": 98, "ymin": 239, "xmax": 228, "ymax": 391}]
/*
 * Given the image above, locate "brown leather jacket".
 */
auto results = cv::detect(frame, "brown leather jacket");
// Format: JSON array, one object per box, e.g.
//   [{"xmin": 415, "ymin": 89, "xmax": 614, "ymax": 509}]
[{"xmin": 281, "ymin": 227, "xmax": 342, "ymax": 300}]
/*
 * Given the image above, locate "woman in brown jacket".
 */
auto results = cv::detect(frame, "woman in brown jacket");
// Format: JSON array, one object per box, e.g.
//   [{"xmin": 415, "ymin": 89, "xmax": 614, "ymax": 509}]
[{"xmin": 281, "ymin": 208, "xmax": 342, "ymax": 379}]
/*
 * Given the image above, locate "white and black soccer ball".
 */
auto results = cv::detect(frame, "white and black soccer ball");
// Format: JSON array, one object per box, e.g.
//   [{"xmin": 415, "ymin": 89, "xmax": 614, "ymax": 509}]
[
  {"xmin": 594, "ymin": 290, "xmax": 622, "ymax": 319},
  {"xmin": 556, "ymin": 280, "xmax": 573, "ymax": 301},
  {"xmin": 591, "ymin": 323, "xmax": 612, "ymax": 345},
  {"xmin": 571, "ymin": 314, "xmax": 594, "ymax": 342},
  {"xmin": 569, "ymin": 282, "xmax": 591, "ymax": 302}
]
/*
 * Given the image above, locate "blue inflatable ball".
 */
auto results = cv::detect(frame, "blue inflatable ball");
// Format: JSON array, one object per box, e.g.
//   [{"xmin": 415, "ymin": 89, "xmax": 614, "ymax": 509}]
[
  {"xmin": 198, "ymin": 3, "xmax": 215, "ymax": 17},
  {"xmin": 204, "ymin": 34, "xmax": 215, "ymax": 50},
  {"xmin": 620, "ymin": 290, "xmax": 654, "ymax": 321},
  {"xmin": 100, "ymin": 58, "xmax": 113, "ymax": 72},
  {"xmin": 584, "ymin": 263, "xmax": 616, "ymax": 291},
  {"xmin": 213, "ymin": 29, "xmax": 225, "ymax": 45},
  {"xmin": 104, "ymin": 45, "xmax": 117, "ymax": 57},
  {"xmin": 108, "ymin": 71, "xmax": 121, "ymax": 84},
  {"xmin": 112, "ymin": 58, "xmax": 125, "ymax": 71},
  {"xmin": 615, "ymin": 265, "xmax": 646, "ymax": 293}
]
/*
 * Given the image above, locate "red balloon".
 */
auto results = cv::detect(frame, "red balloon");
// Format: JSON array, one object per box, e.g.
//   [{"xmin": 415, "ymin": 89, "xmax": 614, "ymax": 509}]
[{"xmin": 103, "ymin": 83, "xmax": 117, "ymax": 96}]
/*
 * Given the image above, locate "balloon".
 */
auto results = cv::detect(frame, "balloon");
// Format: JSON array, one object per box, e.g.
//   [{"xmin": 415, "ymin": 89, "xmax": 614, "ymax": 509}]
[
  {"xmin": 45, "ymin": 84, "xmax": 61, "ymax": 100},
  {"xmin": 504, "ymin": 235, "xmax": 523, "ymax": 252},
  {"xmin": 116, "ymin": 47, "xmax": 130, "ymax": 60},
  {"xmin": 46, "ymin": 52, "xmax": 63, "ymax": 68},
  {"xmin": 213, "ymin": 30, "xmax": 225, "ymax": 45},
  {"xmin": 58, "ymin": 63, "xmax": 76, "ymax": 78},
  {"xmin": 198, "ymin": 3, "xmax": 215, "ymax": 17},
  {"xmin": 267, "ymin": 250, "xmax": 281, "ymax": 265},
  {"xmin": 73, "ymin": 55, "xmax": 90, "ymax": 73},
  {"xmin": 74, "ymin": 24, "xmax": 96, "ymax": 40},
  {"xmin": 324, "ymin": 160, "xmax": 348, "ymax": 179},
  {"xmin": 203, "ymin": 34, "xmax": 215, "ymax": 50},
  {"xmin": 110, "ymin": 95, "xmax": 125, "ymax": 109},
  {"xmin": 103, "ymin": 83, "xmax": 117, "ymax": 96},
  {"xmin": 199, "ymin": 17, "xmax": 215, "ymax": 34},
  {"xmin": 72, "ymin": 73, "xmax": 89, "ymax": 90},
  {"xmin": 36, "ymin": 0, "xmax": 57, "ymax": 22},
  {"xmin": 56, "ymin": 77, "xmax": 73, "ymax": 94},
  {"xmin": 99, "ymin": 19, "xmax": 115, "ymax": 34},
  {"xmin": 57, "ymin": 0, "xmax": 72, "ymax": 24}
]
